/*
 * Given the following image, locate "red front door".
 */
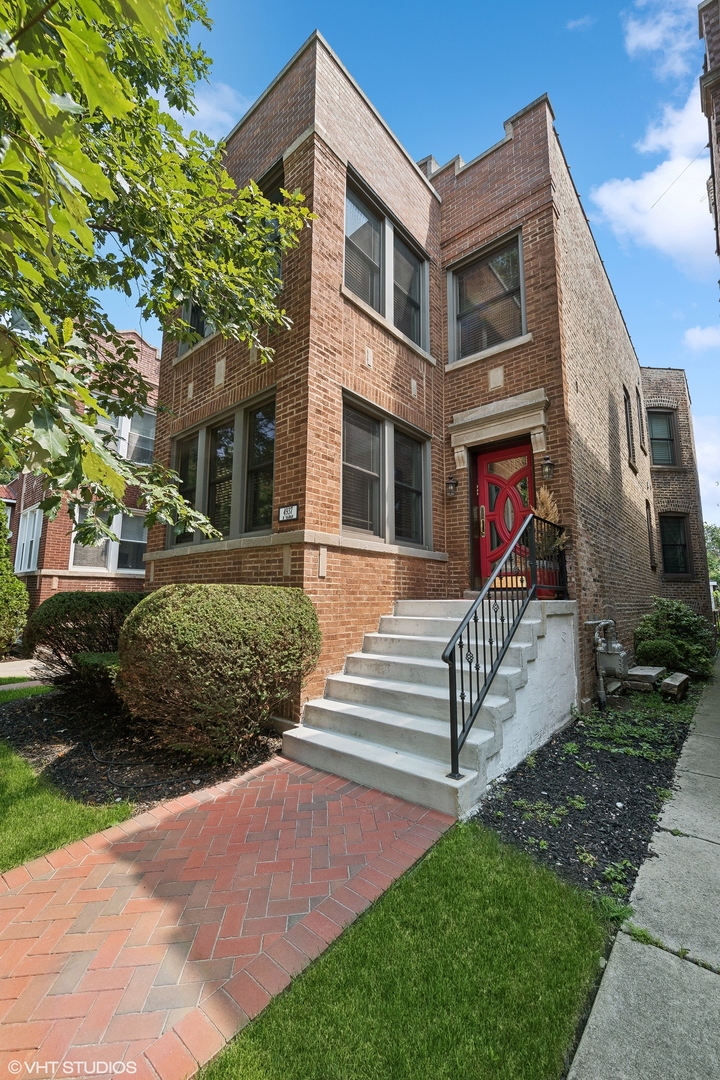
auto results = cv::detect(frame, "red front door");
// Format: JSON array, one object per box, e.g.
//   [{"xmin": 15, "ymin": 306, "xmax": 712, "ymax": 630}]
[{"xmin": 476, "ymin": 443, "xmax": 534, "ymax": 584}]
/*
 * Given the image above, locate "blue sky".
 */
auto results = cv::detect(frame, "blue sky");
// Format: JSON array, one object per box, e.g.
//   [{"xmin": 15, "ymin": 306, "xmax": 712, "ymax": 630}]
[{"xmin": 103, "ymin": 0, "xmax": 720, "ymax": 522}]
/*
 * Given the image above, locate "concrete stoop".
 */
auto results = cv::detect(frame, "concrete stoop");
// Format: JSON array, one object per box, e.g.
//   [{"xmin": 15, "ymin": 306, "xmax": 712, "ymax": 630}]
[{"xmin": 283, "ymin": 599, "xmax": 578, "ymax": 817}]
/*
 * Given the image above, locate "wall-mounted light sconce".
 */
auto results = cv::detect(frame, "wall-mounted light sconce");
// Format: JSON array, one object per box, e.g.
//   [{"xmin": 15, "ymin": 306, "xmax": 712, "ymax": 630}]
[
  {"xmin": 541, "ymin": 454, "xmax": 555, "ymax": 481},
  {"xmin": 446, "ymin": 476, "xmax": 459, "ymax": 497}
]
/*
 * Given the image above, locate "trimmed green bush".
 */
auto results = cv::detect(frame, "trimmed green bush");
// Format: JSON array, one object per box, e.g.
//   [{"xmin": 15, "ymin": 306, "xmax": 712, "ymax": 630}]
[
  {"xmin": 634, "ymin": 597, "xmax": 715, "ymax": 678},
  {"xmin": 71, "ymin": 652, "xmax": 120, "ymax": 696},
  {"xmin": 635, "ymin": 637, "xmax": 684, "ymax": 673},
  {"xmin": 0, "ymin": 504, "xmax": 28, "ymax": 656},
  {"xmin": 24, "ymin": 591, "xmax": 144, "ymax": 676},
  {"xmin": 116, "ymin": 584, "xmax": 322, "ymax": 759}
]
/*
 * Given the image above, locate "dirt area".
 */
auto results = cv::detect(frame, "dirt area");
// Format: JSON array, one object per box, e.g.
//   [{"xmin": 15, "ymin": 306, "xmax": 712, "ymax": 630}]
[
  {"xmin": 472, "ymin": 687, "xmax": 699, "ymax": 905},
  {"xmin": 0, "ymin": 686, "xmax": 282, "ymax": 813}
]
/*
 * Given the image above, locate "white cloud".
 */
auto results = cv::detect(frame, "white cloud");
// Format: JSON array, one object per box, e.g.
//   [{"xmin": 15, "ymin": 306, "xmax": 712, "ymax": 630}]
[
  {"xmin": 166, "ymin": 82, "xmax": 251, "ymax": 143},
  {"xmin": 566, "ymin": 15, "xmax": 597, "ymax": 31},
  {"xmin": 590, "ymin": 86, "xmax": 715, "ymax": 278},
  {"xmin": 684, "ymin": 325, "xmax": 720, "ymax": 350},
  {"xmin": 623, "ymin": 0, "xmax": 699, "ymax": 78},
  {"xmin": 692, "ymin": 415, "xmax": 720, "ymax": 525}
]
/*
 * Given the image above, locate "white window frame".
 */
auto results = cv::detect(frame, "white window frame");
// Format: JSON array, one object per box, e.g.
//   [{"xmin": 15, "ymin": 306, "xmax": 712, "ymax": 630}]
[
  {"xmin": 168, "ymin": 392, "xmax": 276, "ymax": 548},
  {"xmin": 340, "ymin": 395, "xmax": 433, "ymax": 551},
  {"xmin": 446, "ymin": 229, "xmax": 528, "ymax": 367},
  {"xmin": 69, "ymin": 509, "xmax": 147, "ymax": 576},
  {"xmin": 344, "ymin": 176, "xmax": 430, "ymax": 354},
  {"xmin": 14, "ymin": 505, "xmax": 43, "ymax": 573}
]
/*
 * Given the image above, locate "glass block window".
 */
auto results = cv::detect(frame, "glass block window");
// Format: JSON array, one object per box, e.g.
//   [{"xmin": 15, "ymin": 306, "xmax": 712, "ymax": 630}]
[
  {"xmin": 345, "ymin": 190, "xmax": 382, "ymax": 312},
  {"xmin": 455, "ymin": 238, "xmax": 522, "ymax": 359},
  {"xmin": 394, "ymin": 430, "xmax": 423, "ymax": 544},
  {"xmin": 648, "ymin": 411, "xmax": 676, "ymax": 466},
  {"xmin": 342, "ymin": 407, "xmax": 382, "ymax": 535},
  {"xmin": 117, "ymin": 514, "xmax": 147, "ymax": 570},
  {"xmin": 207, "ymin": 422, "xmax": 234, "ymax": 536},
  {"xmin": 660, "ymin": 516, "xmax": 690, "ymax": 575},
  {"xmin": 245, "ymin": 404, "xmax": 275, "ymax": 531},
  {"xmin": 394, "ymin": 235, "xmax": 422, "ymax": 346}
]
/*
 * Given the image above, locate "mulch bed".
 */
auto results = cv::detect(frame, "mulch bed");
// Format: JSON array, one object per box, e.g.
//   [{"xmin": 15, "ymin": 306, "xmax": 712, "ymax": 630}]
[
  {"xmin": 0, "ymin": 687, "xmax": 281, "ymax": 814},
  {"xmin": 472, "ymin": 687, "xmax": 699, "ymax": 903}
]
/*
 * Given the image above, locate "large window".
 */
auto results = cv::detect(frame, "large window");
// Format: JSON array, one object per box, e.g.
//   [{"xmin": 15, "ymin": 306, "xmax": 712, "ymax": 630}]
[
  {"xmin": 172, "ymin": 399, "xmax": 275, "ymax": 545},
  {"xmin": 70, "ymin": 509, "xmax": 147, "ymax": 574},
  {"xmin": 344, "ymin": 182, "xmax": 427, "ymax": 349},
  {"xmin": 647, "ymin": 410, "xmax": 677, "ymax": 466},
  {"xmin": 659, "ymin": 515, "xmax": 691, "ymax": 576},
  {"xmin": 452, "ymin": 237, "xmax": 523, "ymax": 361},
  {"xmin": 14, "ymin": 506, "xmax": 43, "ymax": 573},
  {"xmin": 342, "ymin": 403, "xmax": 428, "ymax": 547}
]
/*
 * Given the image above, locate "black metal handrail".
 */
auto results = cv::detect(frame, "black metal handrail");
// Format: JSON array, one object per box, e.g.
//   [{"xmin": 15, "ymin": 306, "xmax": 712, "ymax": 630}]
[{"xmin": 442, "ymin": 513, "xmax": 567, "ymax": 779}]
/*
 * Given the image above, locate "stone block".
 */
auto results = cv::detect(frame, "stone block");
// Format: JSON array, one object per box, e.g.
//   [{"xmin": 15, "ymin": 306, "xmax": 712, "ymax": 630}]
[
  {"xmin": 623, "ymin": 666, "xmax": 666, "ymax": 691},
  {"xmin": 660, "ymin": 672, "xmax": 689, "ymax": 701}
]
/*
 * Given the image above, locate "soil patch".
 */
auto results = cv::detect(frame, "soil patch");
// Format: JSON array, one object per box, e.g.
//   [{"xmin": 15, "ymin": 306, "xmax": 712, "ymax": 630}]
[
  {"xmin": 472, "ymin": 688, "xmax": 699, "ymax": 904},
  {"xmin": 0, "ymin": 687, "xmax": 281, "ymax": 814}
]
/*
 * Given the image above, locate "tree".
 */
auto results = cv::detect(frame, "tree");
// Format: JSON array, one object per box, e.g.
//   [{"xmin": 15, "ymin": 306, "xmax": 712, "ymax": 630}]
[
  {"xmin": 0, "ymin": 504, "xmax": 28, "ymax": 654},
  {"xmin": 0, "ymin": 0, "xmax": 311, "ymax": 544},
  {"xmin": 706, "ymin": 522, "xmax": 720, "ymax": 582}
]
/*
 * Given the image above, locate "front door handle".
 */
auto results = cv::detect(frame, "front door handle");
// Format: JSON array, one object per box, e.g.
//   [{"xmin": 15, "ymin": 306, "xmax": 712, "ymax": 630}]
[{"xmin": 479, "ymin": 505, "xmax": 486, "ymax": 538}]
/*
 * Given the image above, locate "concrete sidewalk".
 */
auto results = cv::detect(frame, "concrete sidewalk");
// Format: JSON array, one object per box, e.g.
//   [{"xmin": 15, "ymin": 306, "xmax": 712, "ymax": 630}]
[{"xmin": 569, "ymin": 655, "xmax": 720, "ymax": 1080}]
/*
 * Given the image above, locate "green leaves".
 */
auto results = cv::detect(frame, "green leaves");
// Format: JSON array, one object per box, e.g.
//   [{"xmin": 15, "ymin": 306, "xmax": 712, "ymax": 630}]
[{"xmin": 0, "ymin": 0, "xmax": 311, "ymax": 544}]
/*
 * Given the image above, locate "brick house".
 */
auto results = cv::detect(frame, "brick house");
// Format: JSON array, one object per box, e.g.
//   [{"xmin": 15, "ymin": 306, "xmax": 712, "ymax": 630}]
[{"xmin": 8, "ymin": 331, "xmax": 159, "ymax": 611}]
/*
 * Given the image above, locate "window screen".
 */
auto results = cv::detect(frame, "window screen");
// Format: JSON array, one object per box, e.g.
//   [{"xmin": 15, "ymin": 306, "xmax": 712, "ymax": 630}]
[
  {"xmin": 342, "ymin": 407, "xmax": 381, "ymax": 534},
  {"xmin": 394, "ymin": 431, "xmax": 423, "ymax": 544},
  {"xmin": 117, "ymin": 514, "xmax": 147, "ymax": 570},
  {"xmin": 175, "ymin": 434, "xmax": 199, "ymax": 544},
  {"xmin": 455, "ymin": 239, "xmax": 522, "ymax": 359},
  {"xmin": 648, "ymin": 411, "xmax": 676, "ymax": 465},
  {"xmin": 660, "ymin": 516, "xmax": 689, "ymax": 574},
  {"xmin": 345, "ymin": 191, "xmax": 382, "ymax": 312},
  {"xmin": 207, "ymin": 422, "xmax": 234, "ymax": 536},
  {"xmin": 245, "ymin": 404, "xmax": 275, "ymax": 531},
  {"xmin": 394, "ymin": 235, "xmax": 422, "ymax": 345}
]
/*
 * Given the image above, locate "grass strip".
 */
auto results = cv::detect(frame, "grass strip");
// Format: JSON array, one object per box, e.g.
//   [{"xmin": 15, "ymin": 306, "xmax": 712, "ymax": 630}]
[
  {"xmin": 0, "ymin": 739, "xmax": 132, "ymax": 872},
  {"xmin": 202, "ymin": 823, "xmax": 607, "ymax": 1080},
  {"xmin": 0, "ymin": 686, "xmax": 53, "ymax": 705},
  {"xmin": 0, "ymin": 676, "xmax": 37, "ymax": 686}
]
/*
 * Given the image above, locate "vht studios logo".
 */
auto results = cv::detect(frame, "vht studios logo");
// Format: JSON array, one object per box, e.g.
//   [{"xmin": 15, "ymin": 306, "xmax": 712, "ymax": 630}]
[{"xmin": 7, "ymin": 1063, "xmax": 138, "ymax": 1076}]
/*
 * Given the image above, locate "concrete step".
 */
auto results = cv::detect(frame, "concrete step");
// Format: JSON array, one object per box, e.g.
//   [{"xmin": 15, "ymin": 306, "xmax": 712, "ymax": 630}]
[
  {"xmin": 362, "ymin": 631, "xmax": 537, "ymax": 667},
  {"xmin": 394, "ymin": 599, "xmax": 473, "ymax": 619},
  {"xmin": 303, "ymin": 697, "xmax": 498, "ymax": 769},
  {"xmin": 283, "ymin": 726, "xmax": 483, "ymax": 818},
  {"xmin": 324, "ymin": 671, "xmax": 514, "ymax": 728},
  {"xmin": 345, "ymin": 651, "xmax": 526, "ymax": 695},
  {"xmin": 378, "ymin": 615, "xmax": 471, "ymax": 638}
]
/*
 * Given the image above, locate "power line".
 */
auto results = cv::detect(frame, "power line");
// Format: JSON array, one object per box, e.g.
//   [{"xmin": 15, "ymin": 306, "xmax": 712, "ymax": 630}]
[{"xmin": 649, "ymin": 144, "xmax": 709, "ymax": 209}]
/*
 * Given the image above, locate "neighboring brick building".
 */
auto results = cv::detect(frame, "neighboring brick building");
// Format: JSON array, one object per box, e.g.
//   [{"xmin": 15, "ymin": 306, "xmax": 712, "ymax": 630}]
[
  {"xmin": 700, "ymin": 0, "xmax": 720, "ymax": 265},
  {"xmin": 144, "ymin": 31, "xmax": 709, "ymax": 706},
  {"xmin": 8, "ymin": 331, "xmax": 159, "ymax": 611},
  {"xmin": 641, "ymin": 366, "xmax": 712, "ymax": 612}
]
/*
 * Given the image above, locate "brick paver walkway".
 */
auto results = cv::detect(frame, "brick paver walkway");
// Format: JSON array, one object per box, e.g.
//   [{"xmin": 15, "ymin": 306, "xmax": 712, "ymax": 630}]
[{"xmin": 0, "ymin": 757, "xmax": 453, "ymax": 1080}]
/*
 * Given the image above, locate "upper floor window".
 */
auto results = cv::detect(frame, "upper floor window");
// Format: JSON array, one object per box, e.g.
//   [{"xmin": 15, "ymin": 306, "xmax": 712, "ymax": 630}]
[
  {"xmin": 14, "ymin": 506, "xmax": 43, "ymax": 573},
  {"xmin": 647, "ymin": 410, "xmax": 677, "ymax": 466},
  {"xmin": 344, "ymin": 182, "xmax": 427, "ymax": 349},
  {"xmin": 172, "ymin": 399, "xmax": 275, "ymax": 546},
  {"xmin": 177, "ymin": 302, "xmax": 215, "ymax": 358},
  {"xmin": 623, "ymin": 388, "xmax": 635, "ymax": 465},
  {"xmin": 70, "ymin": 508, "xmax": 148, "ymax": 573},
  {"xmin": 341, "ymin": 402, "xmax": 428, "ymax": 547},
  {"xmin": 451, "ymin": 236, "xmax": 524, "ymax": 363},
  {"xmin": 98, "ymin": 409, "xmax": 156, "ymax": 465},
  {"xmin": 636, "ymin": 389, "xmax": 646, "ymax": 451}
]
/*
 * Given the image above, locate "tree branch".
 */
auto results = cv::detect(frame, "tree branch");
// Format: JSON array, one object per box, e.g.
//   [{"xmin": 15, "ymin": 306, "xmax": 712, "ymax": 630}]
[{"xmin": 7, "ymin": 0, "xmax": 62, "ymax": 47}]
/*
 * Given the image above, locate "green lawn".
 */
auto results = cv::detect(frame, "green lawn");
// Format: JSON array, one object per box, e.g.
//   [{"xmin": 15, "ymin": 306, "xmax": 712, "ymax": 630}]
[
  {"xmin": 0, "ymin": 676, "xmax": 35, "ymax": 686},
  {"xmin": 0, "ymin": 739, "xmax": 132, "ymax": 872},
  {"xmin": 202, "ymin": 824, "xmax": 607, "ymax": 1080},
  {"xmin": 0, "ymin": 685, "xmax": 53, "ymax": 704}
]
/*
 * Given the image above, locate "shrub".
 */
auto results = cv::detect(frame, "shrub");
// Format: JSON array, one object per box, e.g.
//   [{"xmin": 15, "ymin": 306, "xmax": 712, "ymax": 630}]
[
  {"xmin": 24, "ymin": 591, "xmax": 145, "ymax": 676},
  {"xmin": 116, "ymin": 583, "xmax": 322, "ymax": 759},
  {"xmin": 0, "ymin": 505, "xmax": 28, "ymax": 656},
  {"xmin": 71, "ymin": 652, "xmax": 120, "ymax": 696},
  {"xmin": 634, "ymin": 597, "xmax": 715, "ymax": 678}
]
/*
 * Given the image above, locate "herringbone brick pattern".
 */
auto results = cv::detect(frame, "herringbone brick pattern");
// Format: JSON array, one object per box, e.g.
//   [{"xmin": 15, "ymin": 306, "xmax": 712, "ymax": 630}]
[{"xmin": 0, "ymin": 757, "xmax": 453, "ymax": 1080}]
